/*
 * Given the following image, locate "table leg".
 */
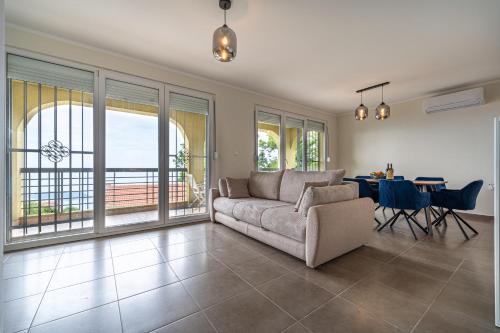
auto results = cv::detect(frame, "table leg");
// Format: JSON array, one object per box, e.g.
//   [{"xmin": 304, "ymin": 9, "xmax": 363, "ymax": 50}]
[{"xmin": 424, "ymin": 207, "xmax": 433, "ymax": 235}]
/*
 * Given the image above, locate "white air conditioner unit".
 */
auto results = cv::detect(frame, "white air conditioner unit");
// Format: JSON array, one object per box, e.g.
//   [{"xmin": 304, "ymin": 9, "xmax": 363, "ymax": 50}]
[{"xmin": 423, "ymin": 87, "xmax": 485, "ymax": 113}]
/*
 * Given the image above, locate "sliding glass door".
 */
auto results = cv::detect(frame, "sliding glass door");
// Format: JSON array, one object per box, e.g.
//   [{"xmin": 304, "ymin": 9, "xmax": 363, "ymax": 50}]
[
  {"xmin": 5, "ymin": 52, "xmax": 213, "ymax": 245},
  {"xmin": 168, "ymin": 90, "xmax": 210, "ymax": 218},
  {"xmin": 103, "ymin": 77, "xmax": 163, "ymax": 228},
  {"xmin": 6, "ymin": 54, "xmax": 96, "ymax": 241},
  {"xmin": 306, "ymin": 120, "xmax": 326, "ymax": 171}
]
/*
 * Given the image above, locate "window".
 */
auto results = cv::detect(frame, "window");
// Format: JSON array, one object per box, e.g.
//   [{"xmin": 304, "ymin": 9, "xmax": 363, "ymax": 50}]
[
  {"xmin": 306, "ymin": 120, "xmax": 326, "ymax": 171},
  {"xmin": 256, "ymin": 111, "xmax": 281, "ymax": 171},
  {"xmin": 255, "ymin": 107, "xmax": 327, "ymax": 172},
  {"xmin": 285, "ymin": 117, "xmax": 304, "ymax": 170}
]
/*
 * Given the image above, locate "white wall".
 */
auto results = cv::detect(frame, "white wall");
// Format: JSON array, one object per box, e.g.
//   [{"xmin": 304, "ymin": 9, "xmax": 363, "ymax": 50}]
[
  {"xmin": 5, "ymin": 26, "xmax": 338, "ymax": 182},
  {"xmin": 338, "ymin": 81, "xmax": 500, "ymax": 216}
]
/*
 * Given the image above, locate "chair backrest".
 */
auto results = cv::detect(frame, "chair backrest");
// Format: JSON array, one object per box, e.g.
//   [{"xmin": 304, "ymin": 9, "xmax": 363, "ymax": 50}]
[
  {"xmin": 394, "ymin": 176, "xmax": 405, "ymax": 180},
  {"xmin": 460, "ymin": 180, "xmax": 483, "ymax": 210},
  {"xmin": 415, "ymin": 176, "xmax": 446, "ymax": 192},
  {"xmin": 379, "ymin": 180, "xmax": 429, "ymax": 210},
  {"xmin": 344, "ymin": 178, "xmax": 375, "ymax": 199},
  {"xmin": 355, "ymin": 175, "xmax": 372, "ymax": 179}
]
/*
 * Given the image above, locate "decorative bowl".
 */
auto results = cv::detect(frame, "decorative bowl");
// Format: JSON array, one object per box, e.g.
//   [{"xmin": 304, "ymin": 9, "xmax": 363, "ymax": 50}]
[{"xmin": 370, "ymin": 171, "xmax": 386, "ymax": 179}]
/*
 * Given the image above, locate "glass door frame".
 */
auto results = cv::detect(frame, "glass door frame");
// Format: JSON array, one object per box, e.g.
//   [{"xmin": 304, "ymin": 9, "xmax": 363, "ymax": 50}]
[
  {"xmin": 4, "ymin": 47, "xmax": 99, "ymax": 246},
  {"xmin": 97, "ymin": 70, "xmax": 166, "ymax": 233},
  {"xmin": 165, "ymin": 84, "xmax": 214, "ymax": 224}
]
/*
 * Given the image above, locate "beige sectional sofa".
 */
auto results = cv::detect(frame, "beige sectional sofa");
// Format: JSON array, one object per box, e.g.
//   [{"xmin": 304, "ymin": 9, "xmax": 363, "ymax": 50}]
[{"xmin": 209, "ymin": 169, "xmax": 374, "ymax": 268}]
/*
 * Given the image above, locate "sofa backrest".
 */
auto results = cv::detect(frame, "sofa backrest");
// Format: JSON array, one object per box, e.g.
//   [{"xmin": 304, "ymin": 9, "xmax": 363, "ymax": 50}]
[
  {"xmin": 279, "ymin": 169, "xmax": 346, "ymax": 203},
  {"xmin": 248, "ymin": 170, "xmax": 285, "ymax": 200}
]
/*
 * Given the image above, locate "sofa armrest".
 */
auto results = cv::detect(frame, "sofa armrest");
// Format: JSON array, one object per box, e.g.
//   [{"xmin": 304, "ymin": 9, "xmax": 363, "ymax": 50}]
[
  {"xmin": 209, "ymin": 188, "xmax": 220, "ymax": 222},
  {"xmin": 305, "ymin": 197, "xmax": 373, "ymax": 268}
]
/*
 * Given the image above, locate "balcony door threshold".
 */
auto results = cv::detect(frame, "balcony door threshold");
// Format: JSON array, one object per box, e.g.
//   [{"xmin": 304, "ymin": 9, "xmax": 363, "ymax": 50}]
[{"xmin": 4, "ymin": 213, "xmax": 210, "ymax": 252}]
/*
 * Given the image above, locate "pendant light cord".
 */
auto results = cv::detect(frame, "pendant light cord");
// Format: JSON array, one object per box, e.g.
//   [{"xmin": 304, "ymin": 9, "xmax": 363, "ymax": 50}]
[
  {"xmin": 360, "ymin": 91, "xmax": 363, "ymax": 104},
  {"xmin": 381, "ymin": 85, "xmax": 384, "ymax": 102},
  {"xmin": 224, "ymin": 9, "xmax": 227, "ymax": 25}
]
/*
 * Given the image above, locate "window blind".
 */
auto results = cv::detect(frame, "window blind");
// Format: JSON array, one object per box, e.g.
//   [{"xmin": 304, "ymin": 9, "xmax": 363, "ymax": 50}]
[
  {"xmin": 286, "ymin": 117, "xmax": 304, "ymax": 129},
  {"xmin": 106, "ymin": 79, "xmax": 159, "ymax": 106},
  {"xmin": 7, "ymin": 54, "xmax": 94, "ymax": 92},
  {"xmin": 308, "ymin": 120, "xmax": 325, "ymax": 132},
  {"xmin": 169, "ymin": 92, "xmax": 209, "ymax": 115},
  {"xmin": 258, "ymin": 111, "xmax": 281, "ymax": 125}
]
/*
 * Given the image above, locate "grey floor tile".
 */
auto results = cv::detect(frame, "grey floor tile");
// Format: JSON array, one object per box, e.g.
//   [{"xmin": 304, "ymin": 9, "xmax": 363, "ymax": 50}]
[
  {"xmin": 258, "ymin": 273, "xmax": 333, "ymax": 320},
  {"xmin": 111, "ymin": 238, "xmax": 155, "ymax": 257},
  {"xmin": 294, "ymin": 262, "xmax": 363, "ymax": 294},
  {"xmin": 231, "ymin": 255, "xmax": 288, "ymax": 286},
  {"xmin": 301, "ymin": 297, "xmax": 400, "ymax": 333},
  {"xmin": 209, "ymin": 244, "xmax": 261, "ymax": 267},
  {"xmin": 4, "ymin": 294, "xmax": 42, "ymax": 333},
  {"xmin": 205, "ymin": 289, "xmax": 295, "ymax": 333},
  {"xmin": 120, "ymin": 282, "xmax": 199, "ymax": 333},
  {"xmin": 152, "ymin": 312, "xmax": 215, "ymax": 333},
  {"xmin": 282, "ymin": 323, "xmax": 310, "ymax": 333},
  {"xmin": 29, "ymin": 302, "xmax": 122, "ymax": 333},
  {"xmin": 57, "ymin": 246, "xmax": 112, "ymax": 268},
  {"xmin": 157, "ymin": 240, "xmax": 207, "ymax": 261},
  {"xmin": 149, "ymin": 232, "xmax": 189, "ymax": 248},
  {"xmin": 33, "ymin": 276, "xmax": 117, "ymax": 325},
  {"xmin": 49, "ymin": 258, "xmax": 114, "ymax": 290},
  {"xmin": 182, "ymin": 268, "xmax": 251, "ymax": 308},
  {"xmin": 3, "ymin": 270, "xmax": 52, "ymax": 301},
  {"xmin": 3, "ymin": 255, "xmax": 59, "ymax": 279},
  {"xmin": 342, "ymin": 278, "xmax": 428, "ymax": 332},
  {"xmin": 112, "ymin": 248, "xmax": 164, "ymax": 274},
  {"xmin": 116, "ymin": 262, "xmax": 178, "ymax": 299},
  {"xmin": 169, "ymin": 252, "xmax": 224, "ymax": 280}
]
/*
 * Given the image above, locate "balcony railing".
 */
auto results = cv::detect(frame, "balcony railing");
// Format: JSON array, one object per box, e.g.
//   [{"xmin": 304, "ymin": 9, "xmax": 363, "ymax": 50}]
[{"xmin": 14, "ymin": 166, "xmax": 201, "ymax": 233}]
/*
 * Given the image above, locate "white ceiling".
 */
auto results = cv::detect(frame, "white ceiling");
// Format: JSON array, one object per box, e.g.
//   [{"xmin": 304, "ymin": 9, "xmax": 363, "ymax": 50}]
[{"xmin": 5, "ymin": 0, "xmax": 500, "ymax": 113}]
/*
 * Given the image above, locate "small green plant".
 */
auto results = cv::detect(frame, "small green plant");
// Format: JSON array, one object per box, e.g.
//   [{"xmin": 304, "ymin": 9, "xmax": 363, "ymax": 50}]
[{"xmin": 174, "ymin": 144, "xmax": 190, "ymax": 182}]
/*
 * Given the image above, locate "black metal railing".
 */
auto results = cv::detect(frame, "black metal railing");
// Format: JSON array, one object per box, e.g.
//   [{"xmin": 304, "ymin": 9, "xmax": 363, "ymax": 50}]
[{"xmin": 15, "ymin": 166, "xmax": 196, "ymax": 232}]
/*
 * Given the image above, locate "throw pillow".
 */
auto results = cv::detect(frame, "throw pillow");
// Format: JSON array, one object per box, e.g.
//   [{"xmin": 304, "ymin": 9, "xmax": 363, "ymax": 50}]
[
  {"xmin": 218, "ymin": 178, "xmax": 229, "ymax": 197},
  {"xmin": 294, "ymin": 181, "xmax": 330, "ymax": 212},
  {"xmin": 226, "ymin": 178, "xmax": 250, "ymax": 198}
]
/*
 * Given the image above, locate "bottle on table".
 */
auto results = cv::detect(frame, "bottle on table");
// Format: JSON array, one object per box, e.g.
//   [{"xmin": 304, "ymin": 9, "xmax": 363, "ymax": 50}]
[{"xmin": 386, "ymin": 163, "xmax": 394, "ymax": 180}]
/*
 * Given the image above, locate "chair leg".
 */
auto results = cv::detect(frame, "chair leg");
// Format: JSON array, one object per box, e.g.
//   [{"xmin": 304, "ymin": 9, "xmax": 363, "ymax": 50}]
[
  {"xmin": 433, "ymin": 210, "xmax": 450, "ymax": 227},
  {"xmin": 403, "ymin": 210, "xmax": 418, "ymax": 240},
  {"xmin": 451, "ymin": 210, "xmax": 479, "ymax": 235},
  {"xmin": 378, "ymin": 211, "xmax": 401, "ymax": 232},
  {"xmin": 374, "ymin": 217, "xmax": 382, "ymax": 226},
  {"xmin": 389, "ymin": 211, "xmax": 402, "ymax": 228},
  {"xmin": 406, "ymin": 211, "xmax": 428, "ymax": 234},
  {"xmin": 439, "ymin": 207, "xmax": 447, "ymax": 226},
  {"xmin": 450, "ymin": 210, "xmax": 470, "ymax": 240},
  {"xmin": 375, "ymin": 205, "xmax": 381, "ymax": 211},
  {"xmin": 392, "ymin": 208, "xmax": 396, "ymax": 215}
]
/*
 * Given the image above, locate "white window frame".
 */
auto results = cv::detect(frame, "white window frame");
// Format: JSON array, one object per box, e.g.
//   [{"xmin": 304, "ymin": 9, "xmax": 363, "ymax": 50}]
[
  {"xmin": 4, "ymin": 48, "xmax": 215, "ymax": 251},
  {"xmin": 254, "ymin": 105, "xmax": 329, "ymax": 172}
]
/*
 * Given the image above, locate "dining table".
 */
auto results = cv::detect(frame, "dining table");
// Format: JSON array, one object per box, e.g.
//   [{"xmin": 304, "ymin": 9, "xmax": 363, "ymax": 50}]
[{"xmin": 365, "ymin": 178, "xmax": 448, "ymax": 235}]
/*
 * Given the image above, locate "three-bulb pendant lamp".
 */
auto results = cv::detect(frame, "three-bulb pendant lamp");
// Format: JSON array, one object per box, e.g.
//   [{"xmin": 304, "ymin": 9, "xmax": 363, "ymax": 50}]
[
  {"xmin": 354, "ymin": 82, "xmax": 391, "ymax": 120},
  {"xmin": 213, "ymin": 0, "xmax": 237, "ymax": 62}
]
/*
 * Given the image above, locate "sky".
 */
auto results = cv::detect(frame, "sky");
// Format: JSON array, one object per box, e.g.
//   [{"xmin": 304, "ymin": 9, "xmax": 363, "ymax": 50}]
[{"xmin": 25, "ymin": 105, "xmax": 186, "ymax": 169}]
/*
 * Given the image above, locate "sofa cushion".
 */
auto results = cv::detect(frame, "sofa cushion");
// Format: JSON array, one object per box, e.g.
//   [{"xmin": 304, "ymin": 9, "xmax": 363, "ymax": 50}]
[
  {"xmin": 279, "ymin": 169, "xmax": 346, "ymax": 204},
  {"xmin": 218, "ymin": 178, "xmax": 229, "ymax": 197},
  {"xmin": 213, "ymin": 197, "xmax": 257, "ymax": 218},
  {"xmin": 298, "ymin": 183, "xmax": 358, "ymax": 217},
  {"xmin": 226, "ymin": 178, "xmax": 250, "ymax": 198},
  {"xmin": 294, "ymin": 181, "xmax": 330, "ymax": 211},
  {"xmin": 233, "ymin": 199, "xmax": 291, "ymax": 227},
  {"xmin": 261, "ymin": 205, "xmax": 307, "ymax": 242},
  {"xmin": 249, "ymin": 170, "xmax": 284, "ymax": 200}
]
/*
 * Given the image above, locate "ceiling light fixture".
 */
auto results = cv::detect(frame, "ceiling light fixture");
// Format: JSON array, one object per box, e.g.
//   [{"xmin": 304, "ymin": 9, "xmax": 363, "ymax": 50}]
[
  {"xmin": 354, "ymin": 91, "xmax": 368, "ymax": 120},
  {"xmin": 213, "ymin": 0, "xmax": 237, "ymax": 62},
  {"xmin": 354, "ymin": 82, "xmax": 391, "ymax": 121}
]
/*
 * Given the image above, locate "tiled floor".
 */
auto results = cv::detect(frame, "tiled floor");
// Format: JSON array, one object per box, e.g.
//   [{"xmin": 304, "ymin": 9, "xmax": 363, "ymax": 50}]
[{"xmin": 2, "ymin": 210, "xmax": 497, "ymax": 333}]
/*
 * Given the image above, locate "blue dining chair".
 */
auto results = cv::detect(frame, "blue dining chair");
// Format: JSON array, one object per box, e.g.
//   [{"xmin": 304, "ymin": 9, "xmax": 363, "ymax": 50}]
[
  {"xmin": 378, "ymin": 180, "xmax": 430, "ymax": 240},
  {"xmin": 430, "ymin": 180, "xmax": 483, "ymax": 240},
  {"xmin": 344, "ymin": 178, "xmax": 381, "ymax": 226},
  {"xmin": 355, "ymin": 175, "xmax": 372, "ymax": 179},
  {"xmin": 414, "ymin": 176, "xmax": 446, "ymax": 221}
]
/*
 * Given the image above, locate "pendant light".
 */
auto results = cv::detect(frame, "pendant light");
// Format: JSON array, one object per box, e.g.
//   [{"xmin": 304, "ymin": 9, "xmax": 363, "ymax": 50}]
[
  {"xmin": 354, "ymin": 91, "xmax": 368, "ymax": 120},
  {"xmin": 213, "ymin": 0, "xmax": 237, "ymax": 62},
  {"xmin": 375, "ymin": 84, "xmax": 390, "ymax": 120}
]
